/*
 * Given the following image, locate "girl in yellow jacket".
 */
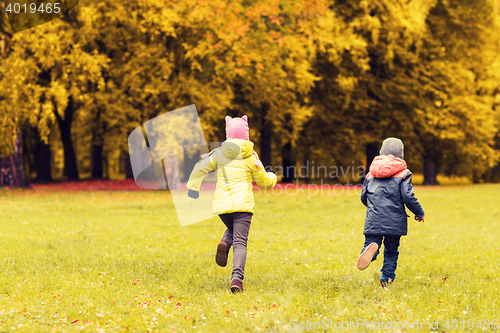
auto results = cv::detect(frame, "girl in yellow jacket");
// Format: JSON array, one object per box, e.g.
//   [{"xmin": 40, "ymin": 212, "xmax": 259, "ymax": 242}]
[{"xmin": 186, "ymin": 115, "xmax": 277, "ymax": 293}]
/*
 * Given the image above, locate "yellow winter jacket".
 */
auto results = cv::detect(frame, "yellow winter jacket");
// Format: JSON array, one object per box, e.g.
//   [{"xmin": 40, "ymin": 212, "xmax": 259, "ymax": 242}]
[{"xmin": 186, "ymin": 139, "xmax": 277, "ymax": 214}]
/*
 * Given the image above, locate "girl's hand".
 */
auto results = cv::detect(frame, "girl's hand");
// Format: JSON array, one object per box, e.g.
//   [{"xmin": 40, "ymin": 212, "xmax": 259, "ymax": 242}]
[{"xmin": 187, "ymin": 189, "xmax": 199, "ymax": 199}]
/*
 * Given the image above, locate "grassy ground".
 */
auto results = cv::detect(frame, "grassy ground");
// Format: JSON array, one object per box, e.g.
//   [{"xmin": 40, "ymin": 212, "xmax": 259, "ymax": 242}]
[{"xmin": 0, "ymin": 184, "xmax": 499, "ymax": 332}]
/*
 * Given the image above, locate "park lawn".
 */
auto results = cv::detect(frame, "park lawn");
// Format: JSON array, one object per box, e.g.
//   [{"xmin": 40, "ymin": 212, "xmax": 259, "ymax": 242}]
[{"xmin": 0, "ymin": 184, "xmax": 499, "ymax": 332}]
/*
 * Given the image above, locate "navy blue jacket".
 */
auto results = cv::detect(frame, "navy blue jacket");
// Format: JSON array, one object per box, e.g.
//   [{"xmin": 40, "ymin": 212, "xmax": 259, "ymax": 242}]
[{"xmin": 361, "ymin": 155, "xmax": 425, "ymax": 236}]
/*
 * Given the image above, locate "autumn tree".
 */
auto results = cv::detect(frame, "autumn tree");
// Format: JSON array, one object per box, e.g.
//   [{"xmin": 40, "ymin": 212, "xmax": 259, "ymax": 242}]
[
  {"xmin": 179, "ymin": 0, "xmax": 326, "ymax": 175},
  {"xmin": 0, "ymin": 0, "xmax": 232, "ymax": 180},
  {"xmin": 1, "ymin": 0, "xmax": 499, "ymax": 184},
  {"xmin": 415, "ymin": 0, "xmax": 500, "ymax": 183},
  {"xmin": 306, "ymin": 0, "xmax": 500, "ymax": 184}
]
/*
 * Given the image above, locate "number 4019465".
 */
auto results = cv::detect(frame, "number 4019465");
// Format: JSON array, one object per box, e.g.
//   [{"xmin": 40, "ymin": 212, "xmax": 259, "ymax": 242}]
[
  {"xmin": 443, "ymin": 319, "xmax": 499, "ymax": 330},
  {"xmin": 5, "ymin": 2, "xmax": 61, "ymax": 14}
]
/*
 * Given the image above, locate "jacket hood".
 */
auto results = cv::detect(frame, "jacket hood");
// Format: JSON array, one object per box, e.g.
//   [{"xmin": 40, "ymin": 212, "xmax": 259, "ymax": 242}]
[
  {"xmin": 369, "ymin": 155, "xmax": 407, "ymax": 178},
  {"xmin": 221, "ymin": 139, "xmax": 254, "ymax": 159}
]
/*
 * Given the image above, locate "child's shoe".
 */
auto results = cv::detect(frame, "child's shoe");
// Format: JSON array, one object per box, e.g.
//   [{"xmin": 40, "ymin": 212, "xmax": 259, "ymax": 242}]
[
  {"xmin": 230, "ymin": 280, "xmax": 243, "ymax": 293},
  {"xmin": 215, "ymin": 241, "xmax": 229, "ymax": 267},
  {"xmin": 380, "ymin": 278, "xmax": 393, "ymax": 288},
  {"xmin": 356, "ymin": 243, "xmax": 378, "ymax": 270}
]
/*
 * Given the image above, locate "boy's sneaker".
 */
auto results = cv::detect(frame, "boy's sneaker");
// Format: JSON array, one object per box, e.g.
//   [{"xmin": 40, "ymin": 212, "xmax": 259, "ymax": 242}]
[
  {"xmin": 380, "ymin": 278, "xmax": 393, "ymax": 288},
  {"xmin": 356, "ymin": 243, "xmax": 379, "ymax": 270},
  {"xmin": 215, "ymin": 241, "xmax": 229, "ymax": 267},
  {"xmin": 230, "ymin": 280, "xmax": 243, "ymax": 293}
]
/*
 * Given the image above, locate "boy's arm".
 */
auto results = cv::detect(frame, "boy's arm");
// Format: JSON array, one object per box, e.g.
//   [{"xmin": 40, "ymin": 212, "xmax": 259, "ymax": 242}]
[
  {"xmin": 186, "ymin": 153, "xmax": 216, "ymax": 192},
  {"xmin": 401, "ymin": 172, "xmax": 425, "ymax": 219},
  {"xmin": 360, "ymin": 177, "xmax": 369, "ymax": 206}
]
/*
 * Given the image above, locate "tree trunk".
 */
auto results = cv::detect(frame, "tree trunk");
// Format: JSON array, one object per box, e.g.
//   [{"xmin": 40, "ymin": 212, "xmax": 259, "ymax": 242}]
[
  {"xmin": 303, "ymin": 143, "xmax": 311, "ymax": 184},
  {"xmin": 281, "ymin": 141, "xmax": 295, "ymax": 182},
  {"xmin": 366, "ymin": 142, "xmax": 379, "ymax": 169},
  {"xmin": 357, "ymin": 142, "xmax": 380, "ymax": 184},
  {"xmin": 260, "ymin": 105, "xmax": 272, "ymax": 169},
  {"xmin": 91, "ymin": 107, "xmax": 104, "ymax": 179},
  {"xmin": 54, "ymin": 96, "xmax": 79, "ymax": 180},
  {"xmin": 182, "ymin": 150, "xmax": 199, "ymax": 183},
  {"xmin": 123, "ymin": 151, "xmax": 134, "ymax": 179},
  {"xmin": 34, "ymin": 132, "xmax": 52, "ymax": 182},
  {"xmin": 0, "ymin": 129, "xmax": 30, "ymax": 187},
  {"xmin": 92, "ymin": 144, "xmax": 103, "ymax": 179},
  {"xmin": 0, "ymin": 4, "xmax": 13, "ymax": 60},
  {"xmin": 490, "ymin": 165, "xmax": 500, "ymax": 183},
  {"xmin": 423, "ymin": 157, "xmax": 438, "ymax": 185},
  {"xmin": 364, "ymin": 141, "xmax": 379, "ymax": 181}
]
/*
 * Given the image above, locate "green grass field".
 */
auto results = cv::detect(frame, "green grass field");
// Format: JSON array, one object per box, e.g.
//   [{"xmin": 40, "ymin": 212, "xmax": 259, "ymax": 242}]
[{"xmin": 0, "ymin": 185, "xmax": 499, "ymax": 332}]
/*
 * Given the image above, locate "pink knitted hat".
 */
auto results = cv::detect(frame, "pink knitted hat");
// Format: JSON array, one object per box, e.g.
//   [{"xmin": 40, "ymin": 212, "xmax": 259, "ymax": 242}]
[{"xmin": 225, "ymin": 116, "xmax": 249, "ymax": 140}]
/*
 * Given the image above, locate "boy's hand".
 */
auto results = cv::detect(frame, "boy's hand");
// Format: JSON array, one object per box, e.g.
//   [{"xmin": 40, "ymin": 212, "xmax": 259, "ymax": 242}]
[
  {"xmin": 187, "ymin": 189, "xmax": 199, "ymax": 199},
  {"xmin": 415, "ymin": 215, "xmax": 425, "ymax": 222}
]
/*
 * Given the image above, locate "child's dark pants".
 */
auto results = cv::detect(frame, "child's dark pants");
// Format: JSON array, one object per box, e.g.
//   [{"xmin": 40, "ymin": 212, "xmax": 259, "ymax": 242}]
[
  {"xmin": 361, "ymin": 234, "xmax": 401, "ymax": 281},
  {"xmin": 219, "ymin": 212, "xmax": 252, "ymax": 283}
]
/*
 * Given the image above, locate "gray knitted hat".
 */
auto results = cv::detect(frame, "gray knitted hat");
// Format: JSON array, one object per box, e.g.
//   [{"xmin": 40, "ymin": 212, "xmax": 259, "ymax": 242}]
[{"xmin": 380, "ymin": 137, "xmax": 404, "ymax": 159}]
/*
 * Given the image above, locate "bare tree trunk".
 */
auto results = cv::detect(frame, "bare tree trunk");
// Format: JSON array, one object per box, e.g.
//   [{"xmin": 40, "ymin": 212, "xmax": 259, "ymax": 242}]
[
  {"xmin": 423, "ymin": 157, "xmax": 438, "ymax": 185},
  {"xmin": 92, "ymin": 143, "xmax": 104, "ymax": 179},
  {"xmin": 359, "ymin": 141, "xmax": 380, "ymax": 184},
  {"xmin": 123, "ymin": 151, "xmax": 134, "ymax": 179},
  {"xmin": 34, "ymin": 131, "xmax": 52, "ymax": 182},
  {"xmin": 281, "ymin": 141, "xmax": 295, "ymax": 182},
  {"xmin": 366, "ymin": 142, "xmax": 379, "ymax": 169},
  {"xmin": 0, "ymin": 1, "xmax": 13, "ymax": 60},
  {"xmin": 54, "ymin": 96, "xmax": 79, "ymax": 180},
  {"xmin": 259, "ymin": 104, "xmax": 272, "ymax": 169},
  {"xmin": 487, "ymin": 164, "xmax": 500, "ymax": 183},
  {"xmin": 0, "ymin": 130, "xmax": 30, "ymax": 187},
  {"xmin": 91, "ymin": 108, "xmax": 104, "ymax": 179}
]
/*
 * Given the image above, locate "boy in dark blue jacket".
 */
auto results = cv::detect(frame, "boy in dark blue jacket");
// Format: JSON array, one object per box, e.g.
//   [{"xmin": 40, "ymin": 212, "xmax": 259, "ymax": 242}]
[{"xmin": 357, "ymin": 138, "xmax": 425, "ymax": 287}]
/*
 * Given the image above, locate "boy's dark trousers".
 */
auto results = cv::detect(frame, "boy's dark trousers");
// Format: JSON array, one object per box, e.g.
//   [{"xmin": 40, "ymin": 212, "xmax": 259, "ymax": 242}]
[
  {"xmin": 219, "ymin": 212, "xmax": 252, "ymax": 283},
  {"xmin": 361, "ymin": 234, "xmax": 401, "ymax": 281}
]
